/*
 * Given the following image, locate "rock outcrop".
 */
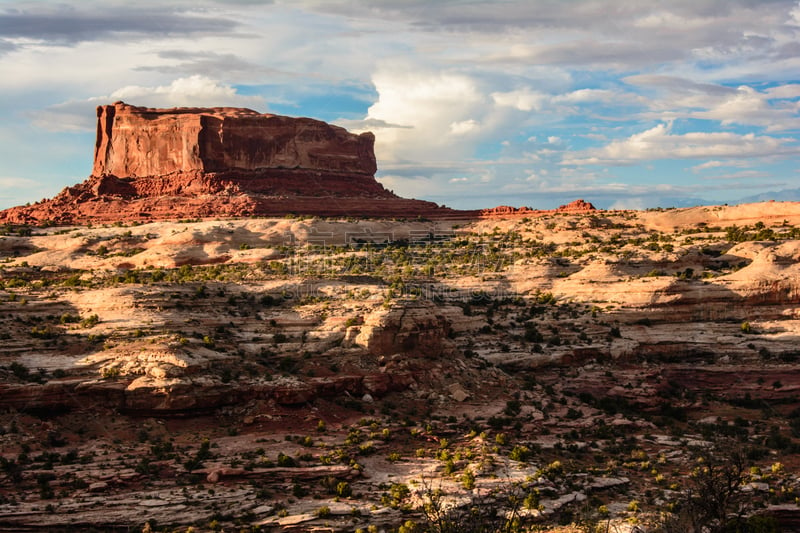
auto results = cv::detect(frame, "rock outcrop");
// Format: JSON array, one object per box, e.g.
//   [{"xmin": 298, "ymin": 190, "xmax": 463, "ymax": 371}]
[
  {"xmin": 92, "ymin": 102, "xmax": 377, "ymax": 178},
  {"xmin": 0, "ymin": 102, "xmax": 605, "ymax": 225},
  {"xmin": 479, "ymin": 199, "xmax": 596, "ymax": 218},
  {"xmin": 0, "ymin": 102, "xmax": 462, "ymax": 224},
  {"xmin": 556, "ymin": 199, "xmax": 596, "ymax": 213},
  {"xmin": 352, "ymin": 300, "xmax": 453, "ymax": 357}
]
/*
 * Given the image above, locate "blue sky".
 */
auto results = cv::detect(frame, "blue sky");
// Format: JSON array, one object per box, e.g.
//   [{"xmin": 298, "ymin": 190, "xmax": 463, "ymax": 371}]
[{"xmin": 1, "ymin": 0, "xmax": 800, "ymax": 211}]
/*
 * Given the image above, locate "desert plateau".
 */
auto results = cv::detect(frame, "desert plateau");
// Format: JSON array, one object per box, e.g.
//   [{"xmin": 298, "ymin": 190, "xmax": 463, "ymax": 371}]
[{"xmin": 2, "ymin": 104, "xmax": 800, "ymax": 533}]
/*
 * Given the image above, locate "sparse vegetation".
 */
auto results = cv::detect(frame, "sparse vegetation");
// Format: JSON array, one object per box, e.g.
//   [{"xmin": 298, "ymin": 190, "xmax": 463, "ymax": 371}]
[{"xmin": 1, "ymin": 210, "xmax": 799, "ymax": 531}]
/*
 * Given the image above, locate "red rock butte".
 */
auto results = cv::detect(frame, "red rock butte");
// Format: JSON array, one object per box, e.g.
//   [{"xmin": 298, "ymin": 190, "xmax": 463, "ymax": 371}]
[
  {"xmin": 0, "ymin": 102, "xmax": 595, "ymax": 224},
  {"xmin": 92, "ymin": 102, "xmax": 378, "ymax": 179}
]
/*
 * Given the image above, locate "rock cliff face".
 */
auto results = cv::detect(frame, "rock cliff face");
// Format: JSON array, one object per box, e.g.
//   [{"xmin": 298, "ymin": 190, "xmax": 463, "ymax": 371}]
[
  {"xmin": 0, "ymin": 102, "xmax": 463, "ymax": 224},
  {"xmin": 0, "ymin": 102, "xmax": 604, "ymax": 225},
  {"xmin": 92, "ymin": 102, "xmax": 378, "ymax": 177},
  {"xmin": 352, "ymin": 300, "xmax": 453, "ymax": 357}
]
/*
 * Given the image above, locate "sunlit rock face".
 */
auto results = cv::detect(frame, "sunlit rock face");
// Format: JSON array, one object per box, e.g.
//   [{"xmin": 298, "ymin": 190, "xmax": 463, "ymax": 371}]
[
  {"xmin": 92, "ymin": 102, "xmax": 378, "ymax": 178},
  {"xmin": 0, "ymin": 101, "xmax": 606, "ymax": 226},
  {"xmin": 1, "ymin": 102, "xmax": 471, "ymax": 224}
]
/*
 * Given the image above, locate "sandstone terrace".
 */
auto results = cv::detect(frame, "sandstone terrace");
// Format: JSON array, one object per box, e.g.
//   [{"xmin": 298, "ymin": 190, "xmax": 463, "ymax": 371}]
[{"xmin": 2, "ymin": 203, "xmax": 800, "ymax": 531}]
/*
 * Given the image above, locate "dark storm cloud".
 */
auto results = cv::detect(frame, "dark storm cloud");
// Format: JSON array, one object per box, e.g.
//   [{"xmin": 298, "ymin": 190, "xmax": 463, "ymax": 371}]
[{"xmin": 0, "ymin": 5, "xmax": 238, "ymax": 44}]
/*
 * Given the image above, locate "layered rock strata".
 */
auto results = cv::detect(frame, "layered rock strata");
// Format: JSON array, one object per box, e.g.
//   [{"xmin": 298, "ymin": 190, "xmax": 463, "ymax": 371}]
[
  {"xmin": 0, "ymin": 102, "xmax": 460, "ymax": 224},
  {"xmin": 479, "ymin": 199, "xmax": 596, "ymax": 218},
  {"xmin": 92, "ymin": 102, "xmax": 378, "ymax": 178},
  {"xmin": 0, "ymin": 102, "xmax": 604, "ymax": 224}
]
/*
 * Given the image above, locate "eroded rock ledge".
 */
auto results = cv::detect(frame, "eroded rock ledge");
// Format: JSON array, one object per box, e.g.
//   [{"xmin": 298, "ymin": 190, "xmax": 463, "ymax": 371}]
[
  {"xmin": 0, "ymin": 102, "xmax": 465, "ymax": 224},
  {"xmin": 0, "ymin": 102, "xmax": 603, "ymax": 225},
  {"xmin": 92, "ymin": 102, "xmax": 378, "ymax": 178}
]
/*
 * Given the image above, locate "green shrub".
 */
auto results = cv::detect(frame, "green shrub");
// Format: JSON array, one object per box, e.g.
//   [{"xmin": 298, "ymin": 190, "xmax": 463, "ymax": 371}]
[
  {"xmin": 292, "ymin": 483, "xmax": 307, "ymax": 498},
  {"xmin": 276, "ymin": 452, "xmax": 296, "ymax": 467},
  {"xmin": 80, "ymin": 314, "xmax": 99, "ymax": 328},
  {"xmin": 461, "ymin": 470, "xmax": 475, "ymax": 489},
  {"xmin": 59, "ymin": 313, "xmax": 79, "ymax": 325},
  {"xmin": 509, "ymin": 445, "xmax": 532, "ymax": 463},
  {"xmin": 381, "ymin": 483, "xmax": 410, "ymax": 508},
  {"xmin": 336, "ymin": 481, "xmax": 352, "ymax": 498}
]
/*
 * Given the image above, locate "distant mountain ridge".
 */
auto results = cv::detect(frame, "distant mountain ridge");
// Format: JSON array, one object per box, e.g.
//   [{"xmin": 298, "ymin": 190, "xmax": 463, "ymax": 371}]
[{"xmin": 735, "ymin": 189, "xmax": 800, "ymax": 204}]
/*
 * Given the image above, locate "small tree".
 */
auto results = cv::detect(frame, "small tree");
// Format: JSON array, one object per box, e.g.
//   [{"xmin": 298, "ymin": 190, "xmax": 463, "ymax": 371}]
[
  {"xmin": 657, "ymin": 438, "xmax": 776, "ymax": 533},
  {"xmin": 417, "ymin": 478, "xmax": 524, "ymax": 533}
]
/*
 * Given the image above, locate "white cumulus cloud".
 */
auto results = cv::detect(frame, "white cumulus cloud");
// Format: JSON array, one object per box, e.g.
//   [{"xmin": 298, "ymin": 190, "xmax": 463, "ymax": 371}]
[
  {"xmin": 31, "ymin": 76, "xmax": 266, "ymax": 132},
  {"xmin": 565, "ymin": 122, "xmax": 800, "ymax": 165},
  {"xmin": 449, "ymin": 119, "xmax": 479, "ymax": 135},
  {"xmin": 491, "ymin": 88, "xmax": 547, "ymax": 111},
  {"xmin": 360, "ymin": 66, "xmax": 487, "ymax": 163},
  {"xmin": 109, "ymin": 75, "xmax": 264, "ymax": 109}
]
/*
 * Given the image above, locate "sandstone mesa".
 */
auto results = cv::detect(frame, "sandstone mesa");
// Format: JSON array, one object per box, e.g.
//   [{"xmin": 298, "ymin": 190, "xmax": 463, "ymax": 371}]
[
  {"xmin": 0, "ymin": 102, "xmax": 597, "ymax": 225},
  {"xmin": 0, "ymin": 102, "xmax": 585, "ymax": 224},
  {"xmin": 0, "ymin": 102, "xmax": 446, "ymax": 224}
]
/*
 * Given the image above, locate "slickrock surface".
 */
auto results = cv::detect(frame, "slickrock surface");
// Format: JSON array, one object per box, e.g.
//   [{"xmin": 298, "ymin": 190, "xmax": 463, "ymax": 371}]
[{"xmin": 3, "ymin": 205, "xmax": 800, "ymax": 531}]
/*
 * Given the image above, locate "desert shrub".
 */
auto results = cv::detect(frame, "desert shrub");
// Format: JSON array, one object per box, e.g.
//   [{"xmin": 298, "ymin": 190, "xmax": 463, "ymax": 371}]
[
  {"xmin": 461, "ymin": 470, "xmax": 476, "ymax": 490},
  {"xmin": 80, "ymin": 314, "xmax": 99, "ymax": 328},
  {"xmin": 381, "ymin": 482, "xmax": 411, "ymax": 508},
  {"xmin": 508, "ymin": 445, "xmax": 532, "ymax": 463},
  {"xmin": 183, "ymin": 439, "xmax": 212, "ymax": 471},
  {"xmin": 656, "ymin": 438, "xmax": 772, "ymax": 533},
  {"xmin": 59, "ymin": 313, "xmax": 79, "ymax": 324},
  {"xmin": 336, "ymin": 481, "xmax": 352, "ymax": 498},
  {"xmin": 101, "ymin": 367, "xmax": 120, "ymax": 379},
  {"xmin": 276, "ymin": 452, "xmax": 296, "ymax": 467},
  {"xmin": 417, "ymin": 481, "xmax": 524, "ymax": 533},
  {"xmin": 30, "ymin": 326, "xmax": 58, "ymax": 339},
  {"xmin": 503, "ymin": 400, "xmax": 521, "ymax": 417}
]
